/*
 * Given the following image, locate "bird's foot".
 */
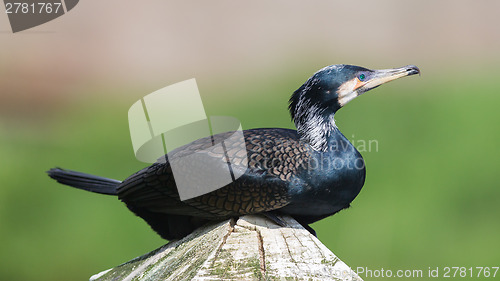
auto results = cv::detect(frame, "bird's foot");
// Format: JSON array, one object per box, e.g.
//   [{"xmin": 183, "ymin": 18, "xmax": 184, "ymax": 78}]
[
  {"xmin": 300, "ymin": 223, "xmax": 317, "ymax": 237},
  {"xmin": 294, "ymin": 219, "xmax": 317, "ymax": 237},
  {"xmin": 261, "ymin": 212, "xmax": 287, "ymax": 227}
]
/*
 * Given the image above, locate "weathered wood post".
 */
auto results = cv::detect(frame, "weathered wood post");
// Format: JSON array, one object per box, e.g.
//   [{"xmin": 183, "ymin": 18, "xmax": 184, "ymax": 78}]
[{"xmin": 90, "ymin": 215, "xmax": 363, "ymax": 281}]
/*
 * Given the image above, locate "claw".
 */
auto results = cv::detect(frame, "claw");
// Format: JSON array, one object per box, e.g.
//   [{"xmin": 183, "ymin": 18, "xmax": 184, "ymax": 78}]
[{"xmin": 262, "ymin": 212, "xmax": 286, "ymax": 227}]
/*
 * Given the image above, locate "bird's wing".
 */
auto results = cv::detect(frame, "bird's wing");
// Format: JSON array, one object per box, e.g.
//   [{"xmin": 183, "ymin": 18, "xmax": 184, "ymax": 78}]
[{"xmin": 117, "ymin": 128, "xmax": 310, "ymax": 219}]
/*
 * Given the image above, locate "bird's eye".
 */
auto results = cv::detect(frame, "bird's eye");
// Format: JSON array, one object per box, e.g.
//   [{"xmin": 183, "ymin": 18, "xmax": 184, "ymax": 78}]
[{"xmin": 358, "ymin": 73, "xmax": 366, "ymax": 81}]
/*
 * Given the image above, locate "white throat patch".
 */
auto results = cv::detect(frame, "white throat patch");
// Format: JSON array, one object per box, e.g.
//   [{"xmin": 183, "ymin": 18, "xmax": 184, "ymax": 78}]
[
  {"xmin": 337, "ymin": 78, "xmax": 360, "ymax": 107},
  {"xmin": 296, "ymin": 108, "xmax": 337, "ymax": 151}
]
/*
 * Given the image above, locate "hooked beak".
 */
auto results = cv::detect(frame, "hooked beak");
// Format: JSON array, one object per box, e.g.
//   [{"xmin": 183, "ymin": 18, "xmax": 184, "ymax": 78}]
[
  {"xmin": 360, "ymin": 65, "xmax": 420, "ymax": 92},
  {"xmin": 337, "ymin": 65, "xmax": 420, "ymax": 107}
]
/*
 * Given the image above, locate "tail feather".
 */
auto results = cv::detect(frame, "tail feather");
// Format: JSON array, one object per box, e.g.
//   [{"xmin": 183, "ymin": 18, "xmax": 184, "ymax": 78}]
[{"xmin": 47, "ymin": 168, "xmax": 120, "ymax": 195}]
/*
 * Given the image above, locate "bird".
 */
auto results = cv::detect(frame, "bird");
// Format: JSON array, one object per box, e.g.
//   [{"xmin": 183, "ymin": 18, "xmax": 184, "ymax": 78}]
[{"xmin": 47, "ymin": 64, "xmax": 420, "ymax": 240}]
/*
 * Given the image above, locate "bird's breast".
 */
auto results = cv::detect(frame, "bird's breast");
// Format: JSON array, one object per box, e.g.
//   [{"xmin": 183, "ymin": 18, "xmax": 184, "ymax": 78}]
[{"xmin": 285, "ymin": 134, "xmax": 366, "ymax": 216}]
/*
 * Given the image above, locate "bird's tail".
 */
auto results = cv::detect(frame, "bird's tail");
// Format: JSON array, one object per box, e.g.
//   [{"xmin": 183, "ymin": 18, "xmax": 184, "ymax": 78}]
[{"xmin": 47, "ymin": 168, "xmax": 121, "ymax": 195}]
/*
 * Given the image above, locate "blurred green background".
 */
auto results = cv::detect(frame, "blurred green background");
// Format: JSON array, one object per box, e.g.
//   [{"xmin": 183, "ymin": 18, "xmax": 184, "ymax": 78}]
[{"xmin": 1, "ymin": 1, "xmax": 499, "ymax": 280}]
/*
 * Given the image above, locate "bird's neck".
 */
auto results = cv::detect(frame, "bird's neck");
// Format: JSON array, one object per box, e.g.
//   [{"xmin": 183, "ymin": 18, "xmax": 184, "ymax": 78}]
[{"xmin": 295, "ymin": 112, "xmax": 338, "ymax": 151}]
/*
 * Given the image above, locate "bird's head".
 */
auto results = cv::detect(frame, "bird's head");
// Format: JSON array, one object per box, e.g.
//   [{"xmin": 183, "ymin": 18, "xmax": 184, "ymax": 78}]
[{"xmin": 289, "ymin": 64, "xmax": 420, "ymax": 149}]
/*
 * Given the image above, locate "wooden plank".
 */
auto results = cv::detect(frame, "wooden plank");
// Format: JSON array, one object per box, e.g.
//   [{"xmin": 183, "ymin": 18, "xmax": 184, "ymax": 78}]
[{"xmin": 90, "ymin": 215, "xmax": 363, "ymax": 281}]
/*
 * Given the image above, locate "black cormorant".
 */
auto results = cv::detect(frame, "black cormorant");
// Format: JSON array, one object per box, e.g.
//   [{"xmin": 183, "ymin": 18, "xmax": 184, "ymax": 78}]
[{"xmin": 48, "ymin": 64, "xmax": 420, "ymax": 240}]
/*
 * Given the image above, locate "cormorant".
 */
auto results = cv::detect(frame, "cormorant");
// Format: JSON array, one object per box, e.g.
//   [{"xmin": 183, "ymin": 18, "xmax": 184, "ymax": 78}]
[{"xmin": 48, "ymin": 64, "xmax": 420, "ymax": 240}]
